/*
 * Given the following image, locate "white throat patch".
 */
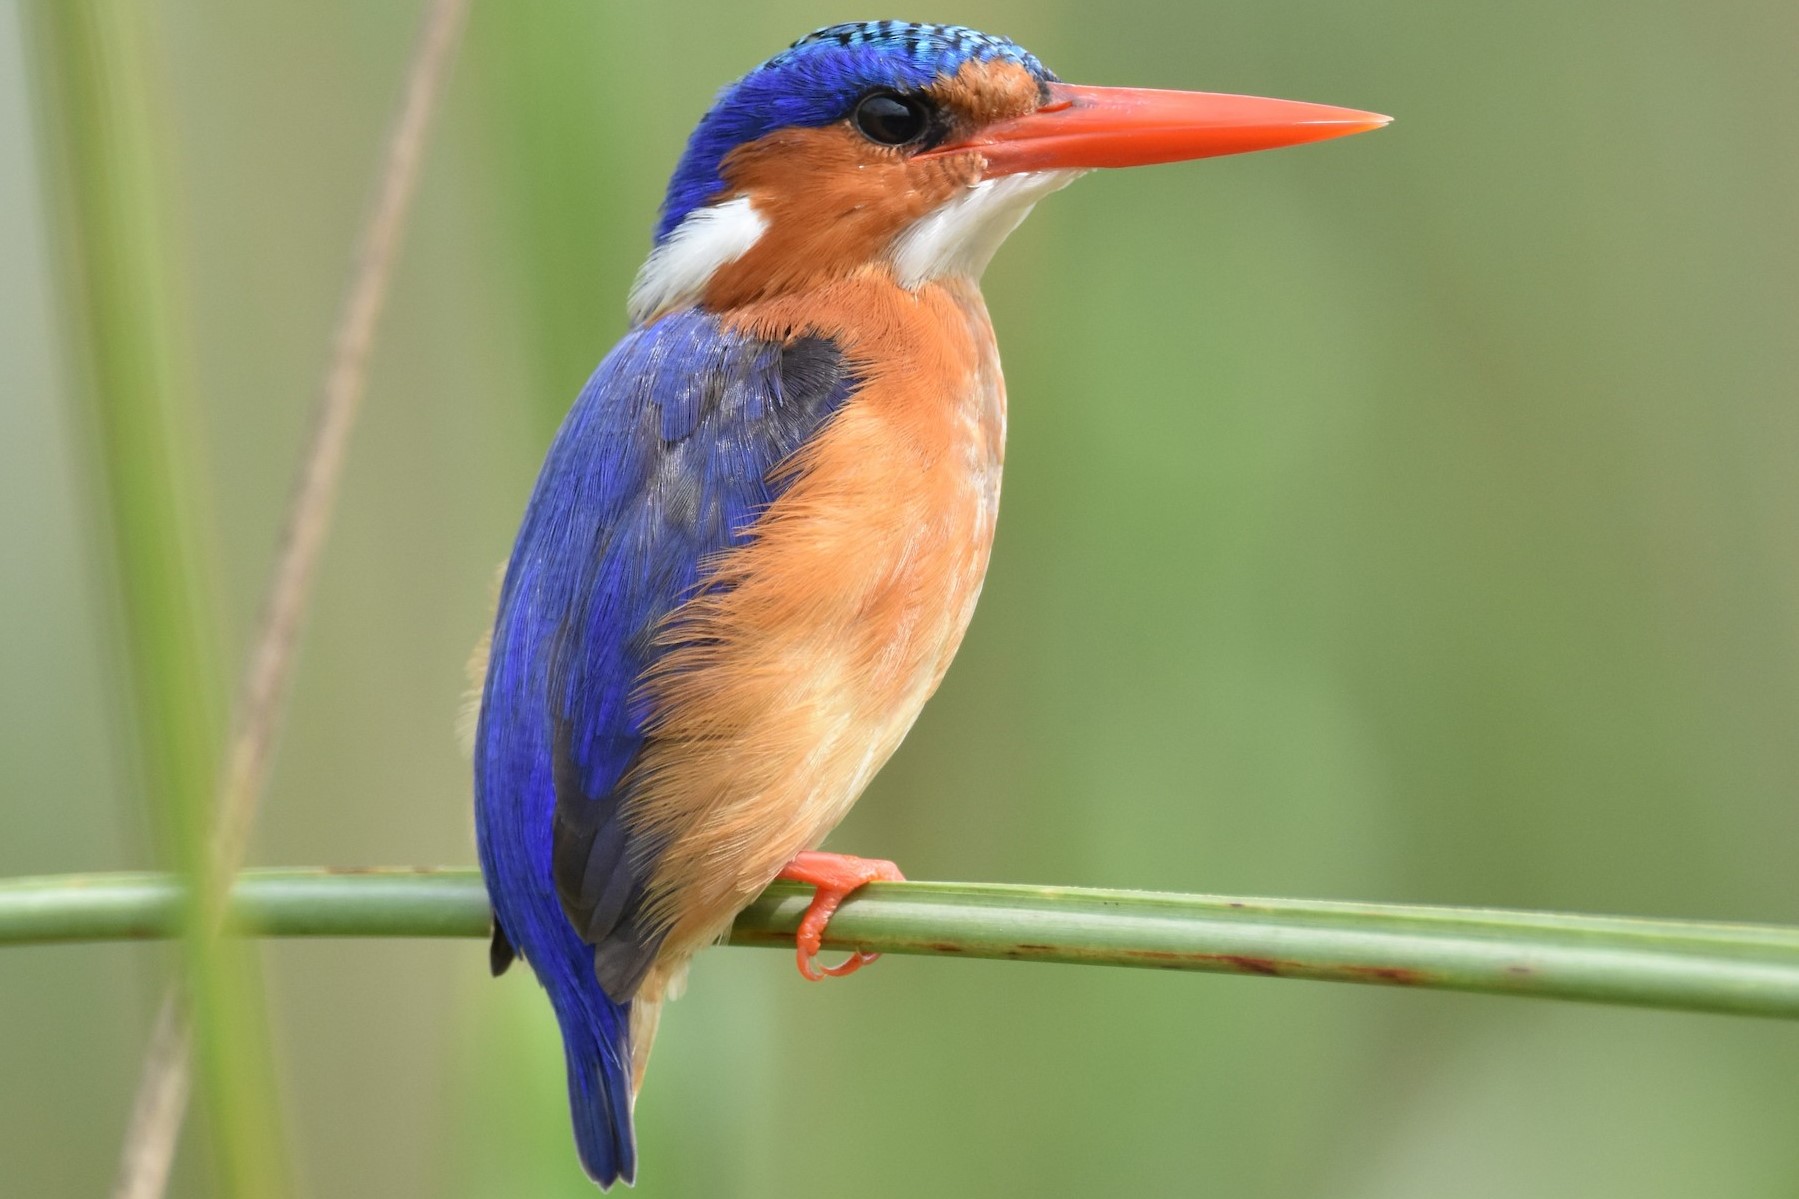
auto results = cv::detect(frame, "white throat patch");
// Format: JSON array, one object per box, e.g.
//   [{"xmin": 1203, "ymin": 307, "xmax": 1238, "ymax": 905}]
[
  {"xmin": 628, "ymin": 196, "xmax": 767, "ymax": 324},
  {"xmin": 891, "ymin": 168, "xmax": 1082, "ymax": 288}
]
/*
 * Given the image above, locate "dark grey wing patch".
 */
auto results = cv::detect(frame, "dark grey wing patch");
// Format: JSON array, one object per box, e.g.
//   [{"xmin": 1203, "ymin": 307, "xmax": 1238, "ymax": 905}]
[{"xmin": 552, "ymin": 713, "xmax": 653, "ymax": 949}]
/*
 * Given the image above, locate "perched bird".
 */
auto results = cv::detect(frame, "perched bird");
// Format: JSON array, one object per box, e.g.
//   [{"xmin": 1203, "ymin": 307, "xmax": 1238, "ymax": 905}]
[{"xmin": 473, "ymin": 20, "xmax": 1385, "ymax": 1187}]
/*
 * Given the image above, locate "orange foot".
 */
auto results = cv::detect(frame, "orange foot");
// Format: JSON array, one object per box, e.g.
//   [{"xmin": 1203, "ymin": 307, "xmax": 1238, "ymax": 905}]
[{"xmin": 775, "ymin": 851, "xmax": 905, "ymax": 982}]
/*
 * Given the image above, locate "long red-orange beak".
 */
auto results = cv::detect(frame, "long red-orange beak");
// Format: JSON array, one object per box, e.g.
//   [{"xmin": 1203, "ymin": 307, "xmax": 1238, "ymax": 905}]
[{"xmin": 927, "ymin": 82, "xmax": 1390, "ymax": 176}]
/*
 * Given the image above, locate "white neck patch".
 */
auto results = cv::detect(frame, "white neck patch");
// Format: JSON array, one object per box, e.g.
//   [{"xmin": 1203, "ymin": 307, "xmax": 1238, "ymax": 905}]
[
  {"xmin": 628, "ymin": 196, "xmax": 767, "ymax": 324},
  {"xmin": 891, "ymin": 168, "xmax": 1082, "ymax": 288}
]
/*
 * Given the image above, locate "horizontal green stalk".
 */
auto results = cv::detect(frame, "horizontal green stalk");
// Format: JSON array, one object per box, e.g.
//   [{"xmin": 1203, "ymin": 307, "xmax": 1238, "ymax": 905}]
[{"xmin": 6, "ymin": 869, "xmax": 1799, "ymax": 1020}]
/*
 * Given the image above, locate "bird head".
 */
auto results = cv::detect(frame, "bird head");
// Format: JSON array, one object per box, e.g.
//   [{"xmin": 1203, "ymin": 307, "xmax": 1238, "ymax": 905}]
[{"xmin": 629, "ymin": 21, "xmax": 1388, "ymax": 323}]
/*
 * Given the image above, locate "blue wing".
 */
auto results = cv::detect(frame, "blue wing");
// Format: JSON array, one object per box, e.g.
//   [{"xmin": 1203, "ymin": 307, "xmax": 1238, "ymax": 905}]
[{"xmin": 473, "ymin": 310, "xmax": 849, "ymax": 1184}]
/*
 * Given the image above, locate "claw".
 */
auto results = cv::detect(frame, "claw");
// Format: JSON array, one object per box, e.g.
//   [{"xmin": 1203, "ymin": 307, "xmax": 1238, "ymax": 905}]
[{"xmin": 774, "ymin": 851, "xmax": 904, "ymax": 981}]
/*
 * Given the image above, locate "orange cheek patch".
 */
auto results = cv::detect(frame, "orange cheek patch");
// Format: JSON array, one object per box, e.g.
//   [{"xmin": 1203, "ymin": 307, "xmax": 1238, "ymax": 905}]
[
  {"xmin": 702, "ymin": 126, "xmax": 982, "ymax": 309},
  {"xmin": 694, "ymin": 59, "xmax": 1048, "ymax": 311}
]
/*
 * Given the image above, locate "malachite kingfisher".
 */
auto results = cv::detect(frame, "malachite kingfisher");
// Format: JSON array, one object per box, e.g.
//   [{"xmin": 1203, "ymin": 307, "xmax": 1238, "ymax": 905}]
[{"xmin": 472, "ymin": 20, "xmax": 1386, "ymax": 1187}]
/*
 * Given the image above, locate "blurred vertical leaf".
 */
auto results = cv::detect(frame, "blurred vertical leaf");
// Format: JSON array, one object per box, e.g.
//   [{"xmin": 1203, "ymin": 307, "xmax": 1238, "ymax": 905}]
[
  {"xmin": 463, "ymin": 1, "xmax": 669, "ymax": 432},
  {"xmin": 24, "ymin": 3, "xmax": 288, "ymax": 1196}
]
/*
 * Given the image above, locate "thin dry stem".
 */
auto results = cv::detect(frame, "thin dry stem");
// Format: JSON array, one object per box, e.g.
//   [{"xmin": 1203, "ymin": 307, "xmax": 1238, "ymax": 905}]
[
  {"xmin": 208, "ymin": 0, "xmax": 470, "ymax": 876},
  {"xmin": 111, "ymin": 3, "xmax": 471, "ymax": 1196},
  {"xmin": 112, "ymin": 996, "xmax": 192, "ymax": 1199}
]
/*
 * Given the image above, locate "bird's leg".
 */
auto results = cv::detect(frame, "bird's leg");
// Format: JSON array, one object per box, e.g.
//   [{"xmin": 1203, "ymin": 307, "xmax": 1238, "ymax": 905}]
[{"xmin": 775, "ymin": 851, "xmax": 905, "ymax": 981}]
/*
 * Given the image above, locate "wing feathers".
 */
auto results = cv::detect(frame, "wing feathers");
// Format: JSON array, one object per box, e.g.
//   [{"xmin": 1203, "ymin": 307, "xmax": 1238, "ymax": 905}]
[{"xmin": 491, "ymin": 311, "xmax": 851, "ymax": 999}]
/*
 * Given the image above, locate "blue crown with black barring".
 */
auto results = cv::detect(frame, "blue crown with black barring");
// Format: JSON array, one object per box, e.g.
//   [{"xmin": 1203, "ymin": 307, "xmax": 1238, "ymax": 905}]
[{"xmin": 655, "ymin": 21, "xmax": 1058, "ymax": 242}]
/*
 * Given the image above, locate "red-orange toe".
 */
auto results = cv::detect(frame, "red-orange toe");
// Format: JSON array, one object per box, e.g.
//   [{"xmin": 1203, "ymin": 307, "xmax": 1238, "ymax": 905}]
[{"xmin": 775, "ymin": 851, "xmax": 904, "ymax": 981}]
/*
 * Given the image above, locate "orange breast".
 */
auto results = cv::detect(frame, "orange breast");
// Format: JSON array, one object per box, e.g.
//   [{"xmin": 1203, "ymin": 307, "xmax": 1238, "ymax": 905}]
[{"xmin": 622, "ymin": 272, "xmax": 1006, "ymax": 963}]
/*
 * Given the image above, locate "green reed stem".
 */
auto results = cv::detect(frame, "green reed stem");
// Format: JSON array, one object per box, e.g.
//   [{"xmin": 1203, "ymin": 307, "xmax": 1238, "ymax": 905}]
[
  {"xmin": 25, "ymin": 7, "xmax": 288, "ymax": 1195},
  {"xmin": 5, "ymin": 869, "xmax": 1798, "ymax": 1021}
]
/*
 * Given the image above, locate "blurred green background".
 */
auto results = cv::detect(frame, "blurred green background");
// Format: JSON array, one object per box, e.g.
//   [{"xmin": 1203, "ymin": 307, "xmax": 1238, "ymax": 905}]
[{"xmin": 4, "ymin": 0, "xmax": 1798, "ymax": 1195}]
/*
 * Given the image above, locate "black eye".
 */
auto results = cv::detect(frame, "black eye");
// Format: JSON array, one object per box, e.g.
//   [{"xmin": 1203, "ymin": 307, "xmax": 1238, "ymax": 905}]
[{"xmin": 852, "ymin": 91, "xmax": 930, "ymax": 147}]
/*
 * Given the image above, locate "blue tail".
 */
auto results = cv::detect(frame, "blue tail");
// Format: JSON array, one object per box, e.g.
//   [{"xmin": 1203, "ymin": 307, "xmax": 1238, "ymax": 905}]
[
  {"xmin": 474, "ymin": 755, "xmax": 638, "ymax": 1187},
  {"xmin": 474, "ymin": 501, "xmax": 650, "ymax": 1187},
  {"xmin": 556, "ymin": 979, "xmax": 637, "ymax": 1188}
]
